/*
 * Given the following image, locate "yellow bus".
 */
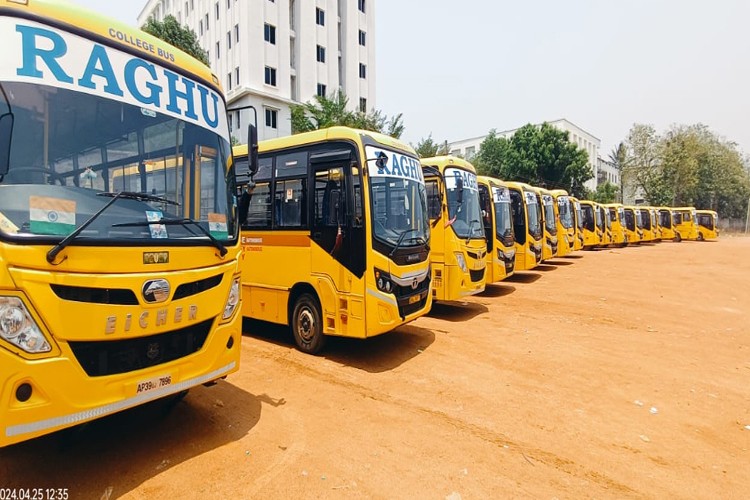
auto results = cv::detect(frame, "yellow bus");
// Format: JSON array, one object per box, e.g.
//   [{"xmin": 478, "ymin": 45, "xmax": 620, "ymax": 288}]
[
  {"xmin": 672, "ymin": 206, "xmax": 698, "ymax": 241},
  {"xmin": 656, "ymin": 207, "xmax": 676, "ymax": 241},
  {"xmin": 622, "ymin": 206, "xmax": 641, "ymax": 243},
  {"xmin": 550, "ymin": 189, "xmax": 574, "ymax": 256},
  {"xmin": 649, "ymin": 207, "xmax": 661, "ymax": 241},
  {"xmin": 571, "ymin": 196, "xmax": 584, "ymax": 251},
  {"xmin": 422, "ymin": 156, "xmax": 486, "ymax": 300},
  {"xmin": 578, "ymin": 200, "xmax": 599, "ymax": 249},
  {"xmin": 598, "ymin": 203, "xmax": 613, "ymax": 247},
  {"xmin": 0, "ymin": 0, "xmax": 245, "ymax": 447},
  {"xmin": 534, "ymin": 187, "xmax": 558, "ymax": 260},
  {"xmin": 233, "ymin": 128, "xmax": 432, "ymax": 354},
  {"xmin": 696, "ymin": 210, "xmax": 719, "ymax": 240},
  {"xmin": 637, "ymin": 207, "xmax": 654, "ymax": 242},
  {"xmin": 604, "ymin": 203, "xmax": 627, "ymax": 246},
  {"xmin": 477, "ymin": 176, "xmax": 515, "ymax": 282},
  {"xmin": 506, "ymin": 182, "xmax": 543, "ymax": 269}
]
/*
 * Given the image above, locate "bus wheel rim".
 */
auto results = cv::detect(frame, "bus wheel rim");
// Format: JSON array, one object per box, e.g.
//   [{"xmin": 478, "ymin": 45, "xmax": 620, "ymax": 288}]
[{"xmin": 297, "ymin": 308, "xmax": 316, "ymax": 342}]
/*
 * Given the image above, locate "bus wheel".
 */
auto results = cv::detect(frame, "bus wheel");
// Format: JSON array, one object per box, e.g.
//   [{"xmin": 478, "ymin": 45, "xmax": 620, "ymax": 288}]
[
  {"xmin": 292, "ymin": 293, "xmax": 325, "ymax": 354},
  {"xmin": 697, "ymin": 232, "xmax": 704, "ymax": 241},
  {"xmin": 674, "ymin": 233, "xmax": 682, "ymax": 242}
]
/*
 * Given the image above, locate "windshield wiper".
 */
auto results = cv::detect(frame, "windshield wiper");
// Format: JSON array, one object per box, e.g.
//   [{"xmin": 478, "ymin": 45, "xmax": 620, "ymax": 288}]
[
  {"xmin": 98, "ymin": 191, "xmax": 180, "ymax": 205},
  {"xmin": 112, "ymin": 217, "xmax": 227, "ymax": 257},
  {"xmin": 388, "ymin": 228, "xmax": 422, "ymax": 258}
]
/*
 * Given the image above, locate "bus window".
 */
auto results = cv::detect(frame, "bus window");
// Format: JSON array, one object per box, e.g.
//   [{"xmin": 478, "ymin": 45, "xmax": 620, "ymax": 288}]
[
  {"xmin": 426, "ymin": 179, "xmax": 441, "ymax": 220},
  {"xmin": 510, "ymin": 190, "xmax": 526, "ymax": 245},
  {"xmin": 274, "ymin": 178, "xmax": 306, "ymax": 228},
  {"xmin": 246, "ymin": 182, "xmax": 272, "ymax": 227}
]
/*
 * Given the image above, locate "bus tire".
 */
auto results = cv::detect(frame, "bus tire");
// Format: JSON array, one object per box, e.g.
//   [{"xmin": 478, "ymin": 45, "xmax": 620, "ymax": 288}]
[
  {"xmin": 674, "ymin": 232, "xmax": 682, "ymax": 242},
  {"xmin": 697, "ymin": 232, "xmax": 704, "ymax": 241},
  {"xmin": 291, "ymin": 293, "xmax": 326, "ymax": 354}
]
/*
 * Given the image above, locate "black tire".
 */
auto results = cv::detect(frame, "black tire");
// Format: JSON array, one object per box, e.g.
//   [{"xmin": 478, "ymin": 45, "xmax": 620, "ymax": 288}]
[
  {"xmin": 697, "ymin": 232, "xmax": 704, "ymax": 241},
  {"xmin": 291, "ymin": 293, "xmax": 325, "ymax": 354},
  {"xmin": 674, "ymin": 232, "xmax": 682, "ymax": 242}
]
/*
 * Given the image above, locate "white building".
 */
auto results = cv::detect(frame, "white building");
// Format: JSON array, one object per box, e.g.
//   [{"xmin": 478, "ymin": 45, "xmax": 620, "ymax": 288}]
[
  {"xmin": 137, "ymin": 0, "xmax": 376, "ymax": 142},
  {"xmin": 596, "ymin": 155, "xmax": 620, "ymax": 187},
  {"xmin": 447, "ymin": 119, "xmax": 605, "ymax": 192}
]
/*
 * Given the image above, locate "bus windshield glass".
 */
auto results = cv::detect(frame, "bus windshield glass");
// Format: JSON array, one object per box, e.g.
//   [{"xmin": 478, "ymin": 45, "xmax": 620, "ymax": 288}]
[
  {"xmin": 0, "ymin": 24, "xmax": 234, "ymax": 244},
  {"xmin": 525, "ymin": 191, "xmax": 542, "ymax": 238},
  {"xmin": 542, "ymin": 195, "xmax": 556, "ymax": 233},
  {"xmin": 444, "ymin": 167, "xmax": 483, "ymax": 240},
  {"xmin": 659, "ymin": 210, "xmax": 671, "ymax": 228},
  {"xmin": 491, "ymin": 186, "xmax": 512, "ymax": 240},
  {"xmin": 557, "ymin": 196, "xmax": 573, "ymax": 229},
  {"xmin": 366, "ymin": 146, "xmax": 429, "ymax": 248}
]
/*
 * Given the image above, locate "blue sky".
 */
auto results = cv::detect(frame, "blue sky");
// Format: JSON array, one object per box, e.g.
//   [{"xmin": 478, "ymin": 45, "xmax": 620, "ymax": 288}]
[{"xmin": 73, "ymin": 0, "xmax": 750, "ymax": 155}]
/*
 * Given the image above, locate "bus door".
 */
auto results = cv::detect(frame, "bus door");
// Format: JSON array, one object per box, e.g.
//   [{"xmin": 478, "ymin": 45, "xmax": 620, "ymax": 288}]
[{"xmin": 310, "ymin": 150, "xmax": 366, "ymax": 332}]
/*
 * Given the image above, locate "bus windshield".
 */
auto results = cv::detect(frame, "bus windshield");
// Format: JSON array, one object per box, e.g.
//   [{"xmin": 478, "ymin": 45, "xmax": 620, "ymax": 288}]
[
  {"xmin": 491, "ymin": 186, "xmax": 512, "ymax": 241},
  {"xmin": 558, "ymin": 196, "xmax": 573, "ymax": 229},
  {"xmin": 574, "ymin": 201, "xmax": 583, "ymax": 230},
  {"xmin": 367, "ymin": 146, "xmax": 429, "ymax": 248},
  {"xmin": 542, "ymin": 194, "xmax": 556, "ymax": 234},
  {"xmin": 525, "ymin": 191, "xmax": 542, "ymax": 238},
  {"xmin": 0, "ymin": 83, "xmax": 233, "ymax": 244},
  {"xmin": 444, "ymin": 167, "xmax": 484, "ymax": 240},
  {"xmin": 659, "ymin": 210, "xmax": 671, "ymax": 228}
]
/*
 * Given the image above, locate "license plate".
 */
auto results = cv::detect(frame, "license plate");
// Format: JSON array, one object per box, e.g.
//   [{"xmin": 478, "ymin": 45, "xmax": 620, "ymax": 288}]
[
  {"xmin": 408, "ymin": 294, "xmax": 421, "ymax": 305},
  {"xmin": 136, "ymin": 374, "xmax": 172, "ymax": 394}
]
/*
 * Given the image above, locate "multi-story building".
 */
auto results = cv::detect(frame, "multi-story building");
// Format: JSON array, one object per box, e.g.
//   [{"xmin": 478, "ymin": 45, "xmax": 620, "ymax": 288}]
[
  {"xmin": 447, "ymin": 118, "xmax": 604, "ymax": 192},
  {"xmin": 137, "ymin": 0, "xmax": 376, "ymax": 142}
]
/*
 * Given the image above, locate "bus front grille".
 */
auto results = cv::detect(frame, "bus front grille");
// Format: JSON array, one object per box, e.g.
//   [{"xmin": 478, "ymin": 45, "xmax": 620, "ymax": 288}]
[
  {"xmin": 69, "ymin": 319, "xmax": 213, "ymax": 377},
  {"xmin": 469, "ymin": 268, "xmax": 485, "ymax": 283}
]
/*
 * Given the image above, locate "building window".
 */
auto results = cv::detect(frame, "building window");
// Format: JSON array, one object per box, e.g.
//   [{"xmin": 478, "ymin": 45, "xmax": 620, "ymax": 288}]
[
  {"xmin": 235, "ymin": 23, "xmax": 239, "ymax": 43},
  {"xmin": 227, "ymin": 72, "xmax": 232, "ymax": 90},
  {"xmin": 205, "ymin": 14, "xmax": 209, "ymax": 31},
  {"xmin": 228, "ymin": 113, "xmax": 233, "ymax": 131},
  {"xmin": 185, "ymin": 2, "xmax": 188, "ymax": 14},
  {"xmin": 215, "ymin": 2, "xmax": 219, "ymax": 19},
  {"xmin": 465, "ymin": 146, "xmax": 475, "ymax": 159},
  {"xmin": 199, "ymin": 19, "xmax": 203, "ymax": 35},
  {"xmin": 227, "ymin": 31, "xmax": 232, "ymax": 49},
  {"xmin": 317, "ymin": 83, "xmax": 326, "ymax": 97},
  {"xmin": 226, "ymin": 0, "xmax": 230, "ymax": 8},
  {"xmin": 264, "ymin": 66, "xmax": 277, "ymax": 86},
  {"xmin": 265, "ymin": 108, "xmax": 278, "ymax": 129},
  {"xmin": 316, "ymin": 45, "xmax": 326, "ymax": 63},
  {"xmin": 359, "ymin": 63, "xmax": 366, "ymax": 79},
  {"xmin": 264, "ymin": 23, "xmax": 276, "ymax": 44},
  {"xmin": 236, "ymin": 110, "xmax": 241, "ymax": 129},
  {"xmin": 190, "ymin": 0, "xmax": 194, "ymax": 10},
  {"xmin": 358, "ymin": 0, "xmax": 365, "ymax": 13},
  {"xmin": 235, "ymin": 67, "xmax": 240, "ymax": 86},
  {"xmin": 316, "ymin": 7, "xmax": 325, "ymax": 26},
  {"xmin": 216, "ymin": 41, "xmax": 220, "ymax": 59},
  {"xmin": 358, "ymin": 30, "xmax": 366, "ymax": 46},
  {"xmin": 359, "ymin": 97, "xmax": 366, "ymax": 112}
]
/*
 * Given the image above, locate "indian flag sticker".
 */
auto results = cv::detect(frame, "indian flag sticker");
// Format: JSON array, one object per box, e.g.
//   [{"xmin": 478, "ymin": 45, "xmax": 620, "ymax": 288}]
[
  {"xmin": 208, "ymin": 213, "xmax": 228, "ymax": 239},
  {"xmin": 29, "ymin": 196, "xmax": 76, "ymax": 235},
  {"xmin": 146, "ymin": 210, "xmax": 168, "ymax": 239}
]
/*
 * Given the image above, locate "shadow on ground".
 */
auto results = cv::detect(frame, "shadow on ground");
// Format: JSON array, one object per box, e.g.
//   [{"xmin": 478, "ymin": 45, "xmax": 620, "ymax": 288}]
[
  {"xmin": 479, "ymin": 284, "xmax": 516, "ymax": 297},
  {"xmin": 504, "ymin": 272, "xmax": 542, "ymax": 284},
  {"xmin": 0, "ymin": 381, "xmax": 264, "ymax": 498},
  {"xmin": 427, "ymin": 301, "xmax": 489, "ymax": 322}
]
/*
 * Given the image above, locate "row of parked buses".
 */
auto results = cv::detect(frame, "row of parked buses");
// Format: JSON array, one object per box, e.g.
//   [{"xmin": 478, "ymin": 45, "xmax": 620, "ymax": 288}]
[{"xmin": 230, "ymin": 127, "xmax": 720, "ymax": 358}]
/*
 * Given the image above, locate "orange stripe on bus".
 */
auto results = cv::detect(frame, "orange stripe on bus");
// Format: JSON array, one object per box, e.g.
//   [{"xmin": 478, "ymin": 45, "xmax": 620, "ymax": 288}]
[{"xmin": 242, "ymin": 233, "xmax": 311, "ymax": 247}]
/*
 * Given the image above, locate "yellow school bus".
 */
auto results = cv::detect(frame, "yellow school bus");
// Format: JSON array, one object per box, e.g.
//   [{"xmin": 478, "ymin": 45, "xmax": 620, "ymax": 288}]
[
  {"xmin": 604, "ymin": 203, "xmax": 627, "ymax": 246},
  {"xmin": 696, "ymin": 210, "xmax": 719, "ymax": 240},
  {"xmin": 648, "ymin": 207, "xmax": 661, "ymax": 241},
  {"xmin": 637, "ymin": 207, "xmax": 654, "ymax": 242},
  {"xmin": 233, "ymin": 128, "xmax": 432, "ymax": 354},
  {"xmin": 0, "ymin": 0, "xmax": 245, "ymax": 447},
  {"xmin": 571, "ymin": 196, "xmax": 584, "ymax": 250},
  {"xmin": 550, "ymin": 189, "xmax": 574, "ymax": 256},
  {"xmin": 598, "ymin": 203, "xmax": 613, "ymax": 247},
  {"xmin": 506, "ymin": 182, "xmax": 543, "ymax": 269},
  {"xmin": 422, "ymin": 156, "xmax": 486, "ymax": 300},
  {"xmin": 579, "ymin": 200, "xmax": 600, "ymax": 249},
  {"xmin": 622, "ymin": 206, "xmax": 641, "ymax": 243},
  {"xmin": 672, "ymin": 206, "xmax": 698, "ymax": 241},
  {"xmin": 477, "ymin": 176, "xmax": 515, "ymax": 282},
  {"xmin": 534, "ymin": 187, "xmax": 558, "ymax": 260},
  {"xmin": 656, "ymin": 207, "xmax": 676, "ymax": 240}
]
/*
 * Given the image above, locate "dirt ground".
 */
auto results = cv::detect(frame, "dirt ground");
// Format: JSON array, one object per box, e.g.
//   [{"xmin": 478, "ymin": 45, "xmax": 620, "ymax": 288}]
[{"xmin": 2, "ymin": 237, "xmax": 750, "ymax": 499}]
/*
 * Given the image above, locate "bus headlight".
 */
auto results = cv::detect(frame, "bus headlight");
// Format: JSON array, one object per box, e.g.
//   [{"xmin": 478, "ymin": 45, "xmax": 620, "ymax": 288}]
[
  {"xmin": 374, "ymin": 269, "xmax": 394, "ymax": 294},
  {"xmin": 454, "ymin": 253, "xmax": 468, "ymax": 273},
  {"xmin": 0, "ymin": 297, "xmax": 51, "ymax": 354},
  {"xmin": 222, "ymin": 276, "xmax": 241, "ymax": 320}
]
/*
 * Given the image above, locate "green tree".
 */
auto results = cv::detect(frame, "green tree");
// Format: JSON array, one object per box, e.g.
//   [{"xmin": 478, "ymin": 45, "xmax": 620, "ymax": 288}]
[
  {"xmin": 290, "ymin": 91, "xmax": 404, "ymax": 138},
  {"xmin": 141, "ymin": 15, "xmax": 208, "ymax": 66},
  {"xmin": 591, "ymin": 181, "xmax": 618, "ymax": 203},
  {"xmin": 474, "ymin": 123, "xmax": 592, "ymax": 198},
  {"xmin": 411, "ymin": 134, "xmax": 448, "ymax": 158}
]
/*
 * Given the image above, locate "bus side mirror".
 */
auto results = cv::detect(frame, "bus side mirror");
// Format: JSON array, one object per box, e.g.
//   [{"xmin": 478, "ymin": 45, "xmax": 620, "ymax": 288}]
[
  {"xmin": 0, "ymin": 112, "xmax": 14, "ymax": 176},
  {"xmin": 247, "ymin": 123, "xmax": 259, "ymax": 177}
]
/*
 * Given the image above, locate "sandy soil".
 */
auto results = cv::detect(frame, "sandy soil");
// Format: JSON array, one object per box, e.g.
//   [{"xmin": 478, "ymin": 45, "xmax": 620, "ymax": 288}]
[{"xmin": 2, "ymin": 237, "xmax": 749, "ymax": 499}]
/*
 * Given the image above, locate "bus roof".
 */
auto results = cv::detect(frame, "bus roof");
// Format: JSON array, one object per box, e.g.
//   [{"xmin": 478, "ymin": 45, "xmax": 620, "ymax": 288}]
[
  {"xmin": 477, "ymin": 175, "xmax": 509, "ymax": 188},
  {"xmin": 420, "ymin": 155, "xmax": 477, "ymax": 174},
  {"xmin": 4, "ymin": 0, "xmax": 220, "ymax": 92}
]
